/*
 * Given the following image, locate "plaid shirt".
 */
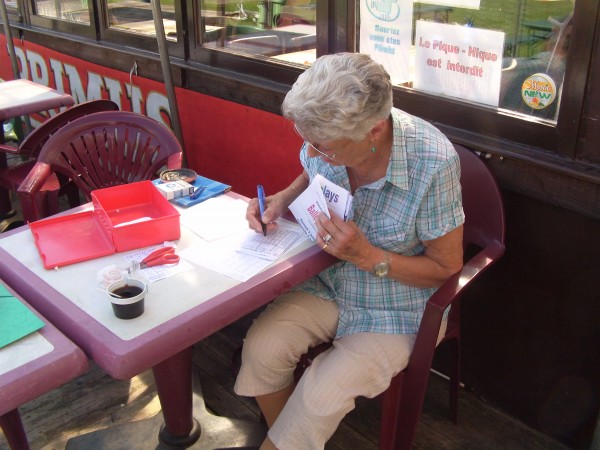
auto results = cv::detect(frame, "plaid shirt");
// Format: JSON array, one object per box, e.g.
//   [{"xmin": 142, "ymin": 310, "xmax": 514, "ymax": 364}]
[{"xmin": 294, "ymin": 108, "xmax": 464, "ymax": 337}]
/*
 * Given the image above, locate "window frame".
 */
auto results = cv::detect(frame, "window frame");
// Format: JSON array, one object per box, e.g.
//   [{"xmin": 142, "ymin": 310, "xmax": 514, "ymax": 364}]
[
  {"xmin": 24, "ymin": 0, "xmax": 99, "ymax": 39},
  {"xmin": 98, "ymin": 0, "xmax": 186, "ymax": 60},
  {"xmin": 8, "ymin": 0, "xmax": 597, "ymax": 162},
  {"xmin": 347, "ymin": 1, "xmax": 594, "ymax": 160}
]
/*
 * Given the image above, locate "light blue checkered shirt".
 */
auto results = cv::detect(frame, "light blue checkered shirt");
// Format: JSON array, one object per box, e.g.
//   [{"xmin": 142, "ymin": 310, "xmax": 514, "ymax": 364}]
[{"xmin": 294, "ymin": 108, "xmax": 465, "ymax": 337}]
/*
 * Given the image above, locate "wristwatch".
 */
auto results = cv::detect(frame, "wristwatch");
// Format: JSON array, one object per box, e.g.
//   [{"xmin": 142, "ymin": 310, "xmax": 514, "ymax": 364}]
[{"xmin": 372, "ymin": 252, "xmax": 391, "ymax": 278}]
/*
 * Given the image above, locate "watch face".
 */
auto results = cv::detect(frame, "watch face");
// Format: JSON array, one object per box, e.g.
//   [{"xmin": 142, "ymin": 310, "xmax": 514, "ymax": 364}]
[{"xmin": 374, "ymin": 262, "xmax": 390, "ymax": 277}]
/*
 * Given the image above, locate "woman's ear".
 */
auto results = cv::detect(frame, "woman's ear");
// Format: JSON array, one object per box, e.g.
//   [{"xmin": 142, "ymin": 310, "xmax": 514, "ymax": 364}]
[{"xmin": 369, "ymin": 119, "xmax": 387, "ymax": 142}]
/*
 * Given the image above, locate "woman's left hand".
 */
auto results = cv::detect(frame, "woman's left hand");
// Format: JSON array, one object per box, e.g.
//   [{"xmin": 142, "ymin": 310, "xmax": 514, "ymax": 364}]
[{"xmin": 315, "ymin": 212, "xmax": 376, "ymax": 268}]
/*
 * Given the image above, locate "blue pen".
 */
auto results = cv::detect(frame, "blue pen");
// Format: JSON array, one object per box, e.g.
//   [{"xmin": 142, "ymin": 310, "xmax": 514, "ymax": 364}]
[
  {"xmin": 190, "ymin": 185, "xmax": 206, "ymax": 199},
  {"xmin": 257, "ymin": 184, "xmax": 267, "ymax": 236}
]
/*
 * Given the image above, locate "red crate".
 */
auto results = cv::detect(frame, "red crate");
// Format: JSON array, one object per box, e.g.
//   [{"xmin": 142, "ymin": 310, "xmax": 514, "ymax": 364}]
[{"xmin": 30, "ymin": 181, "xmax": 180, "ymax": 269}]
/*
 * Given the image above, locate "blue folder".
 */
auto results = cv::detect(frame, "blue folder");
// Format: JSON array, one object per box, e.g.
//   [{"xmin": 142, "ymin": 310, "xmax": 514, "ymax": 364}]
[{"xmin": 153, "ymin": 175, "xmax": 231, "ymax": 208}]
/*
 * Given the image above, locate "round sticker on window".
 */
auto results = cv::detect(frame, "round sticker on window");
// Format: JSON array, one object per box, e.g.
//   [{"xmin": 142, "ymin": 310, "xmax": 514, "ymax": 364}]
[{"xmin": 521, "ymin": 73, "xmax": 557, "ymax": 110}]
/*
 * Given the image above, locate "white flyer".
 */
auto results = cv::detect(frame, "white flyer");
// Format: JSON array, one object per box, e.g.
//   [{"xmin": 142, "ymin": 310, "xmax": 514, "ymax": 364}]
[
  {"xmin": 288, "ymin": 175, "xmax": 354, "ymax": 241},
  {"xmin": 313, "ymin": 174, "xmax": 353, "ymax": 220},
  {"xmin": 288, "ymin": 179, "xmax": 329, "ymax": 241}
]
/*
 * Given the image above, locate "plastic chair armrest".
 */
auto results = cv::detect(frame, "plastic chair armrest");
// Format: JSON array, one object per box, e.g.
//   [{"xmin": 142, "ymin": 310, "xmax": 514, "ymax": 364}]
[
  {"xmin": 17, "ymin": 162, "xmax": 52, "ymax": 196},
  {"xmin": 427, "ymin": 240, "xmax": 506, "ymax": 312},
  {"xmin": 167, "ymin": 152, "xmax": 183, "ymax": 170},
  {"xmin": 17, "ymin": 162, "xmax": 53, "ymax": 222},
  {"xmin": 411, "ymin": 240, "xmax": 506, "ymax": 357},
  {"xmin": 398, "ymin": 240, "xmax": 506, "ymax": 427}
]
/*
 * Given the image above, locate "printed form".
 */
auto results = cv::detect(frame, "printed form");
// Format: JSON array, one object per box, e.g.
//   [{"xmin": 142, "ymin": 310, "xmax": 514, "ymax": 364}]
[{"xmin": 178, "ymin": 196, "xmax": 308, "ymax": 281}]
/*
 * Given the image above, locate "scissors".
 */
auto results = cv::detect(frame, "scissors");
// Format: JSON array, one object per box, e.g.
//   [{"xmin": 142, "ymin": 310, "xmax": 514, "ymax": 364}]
[{"xmin": 137, "ymin": 246, "xmax": 180, "ymax": 270}]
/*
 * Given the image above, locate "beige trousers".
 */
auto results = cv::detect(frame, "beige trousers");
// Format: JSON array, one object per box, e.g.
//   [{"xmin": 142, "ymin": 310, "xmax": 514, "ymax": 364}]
[{"xmin": 234, "ymin": 291, "xmax": 446, "ymax": 450}]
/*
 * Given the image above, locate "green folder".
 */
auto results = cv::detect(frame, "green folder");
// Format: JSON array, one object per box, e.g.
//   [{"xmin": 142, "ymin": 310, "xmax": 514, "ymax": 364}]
[{"xmin": 0, "ymin": 285, "xmax": 45, "ymax": 349}]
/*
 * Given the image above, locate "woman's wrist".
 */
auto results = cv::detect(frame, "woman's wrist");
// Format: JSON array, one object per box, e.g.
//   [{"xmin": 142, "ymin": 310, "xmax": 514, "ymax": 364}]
[
  {"xmin": 278, "ymin": 186, "xmax": 297, "ymax": 208},
  {"xmin": 354, "ymin": 245, "xmax": 383, "ymax": 273}
]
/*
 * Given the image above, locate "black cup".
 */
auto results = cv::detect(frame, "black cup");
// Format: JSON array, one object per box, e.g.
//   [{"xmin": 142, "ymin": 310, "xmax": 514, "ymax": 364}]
[{"xmin": 107, "ymin": 278, "xmax": 148, "ymax": 319}]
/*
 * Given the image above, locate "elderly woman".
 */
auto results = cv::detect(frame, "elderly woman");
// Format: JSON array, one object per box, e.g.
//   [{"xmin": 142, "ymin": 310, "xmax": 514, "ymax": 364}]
[{"xmin": 235, "ymin": 52, "xmax": 464, "ymax": 450}]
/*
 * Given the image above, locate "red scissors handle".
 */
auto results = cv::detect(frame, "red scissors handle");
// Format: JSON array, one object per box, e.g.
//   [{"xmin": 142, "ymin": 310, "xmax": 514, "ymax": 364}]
[{"xmin": 139, "ymin": 246, "xmax": 180, "ymax": 269}]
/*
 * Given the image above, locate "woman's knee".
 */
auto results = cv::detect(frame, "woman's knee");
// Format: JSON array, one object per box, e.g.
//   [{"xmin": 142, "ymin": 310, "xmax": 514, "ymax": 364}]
[{"xmin": 242, "ymin": 316, "xmax": 299, "ymax": 371}]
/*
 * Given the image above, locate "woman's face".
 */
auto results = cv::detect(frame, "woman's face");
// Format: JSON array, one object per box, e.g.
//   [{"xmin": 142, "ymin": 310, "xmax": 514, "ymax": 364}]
[
  {"xmin": 294, "ymin": 122, "xmax": 377, "ymax": 168},
  {"xmin": 305, "ymin": 138, "xmax": 369, "ymax": 168}
]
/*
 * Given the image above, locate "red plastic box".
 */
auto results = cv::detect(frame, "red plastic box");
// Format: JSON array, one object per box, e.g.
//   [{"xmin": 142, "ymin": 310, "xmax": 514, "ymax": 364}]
[{"xmin": 30, "ymin": 181, "xmax": 180, "ymax": 269}]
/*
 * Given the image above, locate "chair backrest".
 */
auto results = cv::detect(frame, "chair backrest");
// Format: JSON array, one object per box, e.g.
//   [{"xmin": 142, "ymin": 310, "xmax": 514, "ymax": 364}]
[
  {"xmin": 34, "ymin": 110, "xmax": 182, "ymax": 198},
  {"xmin": 18, "ymin": 100, "xmax": 119, "ymax": 159},
  {"xmin": 455, "ymin": 144, "xmax": 506, "ymax": 252}
]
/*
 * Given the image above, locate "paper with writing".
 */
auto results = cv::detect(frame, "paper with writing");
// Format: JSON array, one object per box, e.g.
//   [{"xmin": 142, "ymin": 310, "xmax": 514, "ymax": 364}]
[
  {"xmin": 179, "ymin": 220, "xmax": 308, "ymax": 282},
  {"xmin": 288, "ymin": 179, "xmax": 329, "ymax": 240},
  {"xmin": 313, "ymin": 174, "xmax": 353, "ymax": 220},
  {"xmin": 237, "ymin": 226, "xmax": 303, "ymax": 261},
  {"xmin": 288, "ymin": 175, "xmax": 353, "ymax": 240}
]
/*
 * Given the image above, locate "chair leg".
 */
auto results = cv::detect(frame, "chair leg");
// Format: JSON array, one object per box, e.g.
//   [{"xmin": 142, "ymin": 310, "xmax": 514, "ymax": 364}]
[
  {"xmin": 44, "ymin": 190, "xmax": 61, "ymax": 219},
  {"xmin": 65, "ymin": 182, "xmax": 81, "ymax": 209},
  {"xmin": 0, "ymin": 409, "xmax": 31, "ymax": 450},
  {"xmin": 379, "ymin": 375, "xmax": 403, "ymax": 450},
  {"xmin": 0, "ymin": 185, "xmax": 15, "ymax": 219},
  {"xmin": 447, "ymin": 337, "xmax": 460, "ymax": 424},
  {"xmin": 18, "ymin": 191, "xmax": 41, "ymax": 224}
]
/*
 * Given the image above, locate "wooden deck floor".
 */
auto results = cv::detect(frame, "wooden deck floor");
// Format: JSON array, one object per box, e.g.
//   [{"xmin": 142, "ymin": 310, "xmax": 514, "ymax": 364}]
[{"xmin": 1, "ymin": 306, "xmax": 569, "ymax": 450}]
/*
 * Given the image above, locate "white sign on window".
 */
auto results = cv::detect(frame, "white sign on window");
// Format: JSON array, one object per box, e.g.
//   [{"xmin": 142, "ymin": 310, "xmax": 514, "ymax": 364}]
[
  {"xmin": 360, "ymin": 0, "xmax": 414, "ymax": 85},
  {"xmin": 413, "ymin": 21, "xmax": 504, "ymax": 107}
]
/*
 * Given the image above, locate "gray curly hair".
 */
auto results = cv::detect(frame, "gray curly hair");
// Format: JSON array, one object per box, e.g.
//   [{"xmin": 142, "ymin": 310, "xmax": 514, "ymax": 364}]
[{"xmin": 282, "ymin": 52, "xmax": 393, "ymax": 143}]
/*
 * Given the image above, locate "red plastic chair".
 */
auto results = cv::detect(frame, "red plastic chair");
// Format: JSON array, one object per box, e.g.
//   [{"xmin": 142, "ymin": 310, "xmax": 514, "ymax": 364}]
[
  {"xmin": 293, "ymin": 144, "xmax": 506, "ymax": 449},
  {"xmin": 17, "ymin": 110, "xmax": 183, "ymax": 222},
  {"xmin": 0, "ymin": 100, "xmax": 119, "ymax": 224}
]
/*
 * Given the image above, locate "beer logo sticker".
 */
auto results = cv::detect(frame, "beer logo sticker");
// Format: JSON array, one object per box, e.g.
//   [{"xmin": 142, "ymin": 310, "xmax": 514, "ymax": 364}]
[
  {"xmin": 521, "ymin": 73, "xmax": 557, "ymax": 110},
  {"xmin": 366, "ymin": 0, "xmax": 401, "ymax": 21}
]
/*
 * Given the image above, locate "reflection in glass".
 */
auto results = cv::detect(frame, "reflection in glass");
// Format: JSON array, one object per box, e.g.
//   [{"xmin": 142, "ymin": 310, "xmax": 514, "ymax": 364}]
[
  {"xmin": 500, "ymin": 2, "xmax": 573, "ymax": 121},
  {"xmin": 107, "ymin": 0, "xmax": 177, "ymax": 41},
  {"xmin": 33, "ymin": 0, "xmax": 90, "ymax": 24},
  {"xmin": 199, "ymin": 1, "xmax": 317, "ymax": 65},
  {"xmin": 356, "ymin": 0, "xmax": 574, "ymax": 123}
]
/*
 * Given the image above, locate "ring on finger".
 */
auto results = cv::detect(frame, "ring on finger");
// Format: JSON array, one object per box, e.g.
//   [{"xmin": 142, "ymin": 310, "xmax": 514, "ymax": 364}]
[
  {"xmin": 323, "ymin": 233, "xmax": 332, "ymax": 243},
  {"xmin": 322, "ymin": 242, "xmax": 329, "ymax": 250}
]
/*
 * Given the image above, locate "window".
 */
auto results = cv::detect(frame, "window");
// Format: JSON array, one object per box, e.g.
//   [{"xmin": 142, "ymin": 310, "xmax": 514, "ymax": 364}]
[
  {"xmin": 106, "ymin": 0, "xmax": 177, "ymax": 42},
  {"xmin": 28, "ymin": 0, "xmax": 96, "ymax": 37},
  {"xmin": 8, "ymin": 0, "xmax": 594, "ymax": 159},
  {"xmin": 100, "ymin": 0, "xmax": 184, "ymax": 57},
  {"xmin": 2, "ymin": 0, "xmax": 20, "ymax": 21},
  {"xmin": 357, "ymin": 0, "xmax": 574, "ymax": 124},
  {"xmin": 31, "ymin": 0, "xmax": 91, "ymax": 24},
  {"xmin": 197, "ymin": 0, "xmax": 317, "ymax": 66}
]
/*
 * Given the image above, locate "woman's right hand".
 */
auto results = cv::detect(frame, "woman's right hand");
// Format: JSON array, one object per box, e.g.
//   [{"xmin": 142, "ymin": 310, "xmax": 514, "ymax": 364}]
[
  {"xmin": 246, "ymin": 192, "xmax": 287, "ymax": 235},
  {"xmin": 246, "ymin": 173, "xmax": 308, "ymax": 234}
]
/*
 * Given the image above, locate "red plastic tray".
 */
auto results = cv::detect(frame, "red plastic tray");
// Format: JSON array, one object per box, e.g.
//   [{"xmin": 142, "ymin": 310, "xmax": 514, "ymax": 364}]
[
  {"xmin": 92, "ymin": 181, "xmax": 180, "ymax": 252},
  {"xmin": 30, "ymin": 181, "xmax": 181, "ymax": 269},
  {"xmin": 30, "ymin": 210, "xmax": 115, "ymax": 269}
]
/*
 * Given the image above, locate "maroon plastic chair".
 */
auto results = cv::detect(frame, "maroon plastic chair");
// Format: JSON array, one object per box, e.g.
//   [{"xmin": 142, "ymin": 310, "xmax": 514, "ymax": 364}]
[
  {"xmin": 0, "ymin": 100, "xmax": 119, "ymax": 224},
  {"xmin": 293, "ymin": 144, "xmax": 506, "ymax": 449},
  {"xmin": 17, "ymin": 110, "xmax": 183, "ymax": 222}
]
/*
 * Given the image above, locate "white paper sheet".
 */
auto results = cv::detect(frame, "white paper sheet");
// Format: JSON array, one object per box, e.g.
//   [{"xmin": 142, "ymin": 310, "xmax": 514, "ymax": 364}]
[
  {"xmin": 180, "ymin": 196, "xmax": 250, "ymax": 241},
  {"xmin": 179, "ymin": 220, "xmax": 308, "ymax": 282},
  {"xmin": 237, "ymin": 223, "xmax": 304, "ymax": 261},
  {"xmin": 288, "ymin": 179, "xmax": 329, "ymax": 240}
]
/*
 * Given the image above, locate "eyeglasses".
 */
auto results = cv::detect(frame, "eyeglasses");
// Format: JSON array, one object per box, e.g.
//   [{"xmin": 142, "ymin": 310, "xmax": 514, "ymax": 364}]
[{"xmin": 293, "ymin": 123, "xmax": 337, "ymax": 160}]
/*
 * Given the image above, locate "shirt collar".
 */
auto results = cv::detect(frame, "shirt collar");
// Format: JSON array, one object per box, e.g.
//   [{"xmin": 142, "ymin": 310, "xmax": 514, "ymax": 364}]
[{"xmin": 384, "ymin": 108, "xmax": 409, "ymax": 191}]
